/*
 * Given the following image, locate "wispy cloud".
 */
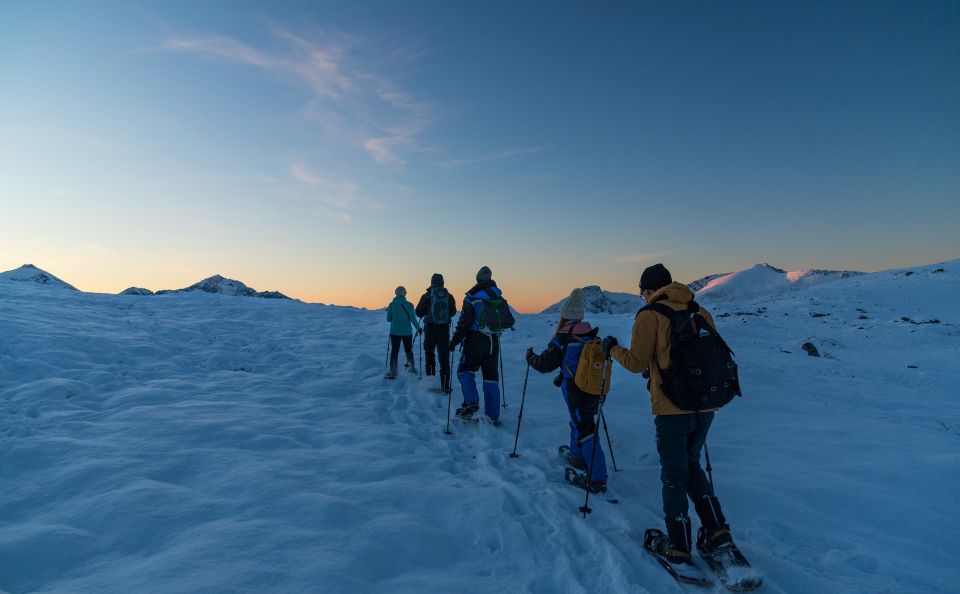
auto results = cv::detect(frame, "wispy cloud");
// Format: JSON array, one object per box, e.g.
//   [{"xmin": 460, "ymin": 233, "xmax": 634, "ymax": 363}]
[
  {"xmin": 289, "ymin": 162, "xmax": 358, "ymax": 209},
  {"xmin": 161, "ymin": 28, "xmax": 428, "ymax": 167},
  {"xmin": 611, "ymin": 251, "xmax": 675, "ymax": 264},
  {"xmin": 440, "ymin": 146, "xmax": 545, "ymax": 168},
  {"xmin": 363, "ymin": 125, "xmax": 424, "ymax": 166}
]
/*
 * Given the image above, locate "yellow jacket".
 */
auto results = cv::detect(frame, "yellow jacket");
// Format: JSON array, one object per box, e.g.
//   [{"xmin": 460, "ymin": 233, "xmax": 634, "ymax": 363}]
[{"xmin": 610, "ymin": 282, "xmax": 718, "ymax": 416}]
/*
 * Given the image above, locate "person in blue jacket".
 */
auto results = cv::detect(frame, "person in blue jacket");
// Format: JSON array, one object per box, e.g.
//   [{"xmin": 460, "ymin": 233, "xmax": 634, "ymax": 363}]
[
  {"xmin": 386, "ymin": 286, "xmax": 422, "ymax": 378},
  {"xmin": 526, "ymin": 288, "xmax": 609, "ymax": 492},
  {"xmin": 450, "ymin": 266, "xmax": 514, "ymax": 423}
]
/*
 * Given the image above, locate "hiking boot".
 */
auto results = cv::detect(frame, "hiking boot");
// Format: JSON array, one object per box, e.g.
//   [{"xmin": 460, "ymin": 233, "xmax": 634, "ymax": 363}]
[
  {"xmin": 697, "ymin": 525, "xmax": 734, "ymax": 555},
  {"xmin": 589, "ymin": 478, "xmax": 607, "ymax": 493},
  {"xmin": 694, "ymin": 495, "xmax": 727, "ymax": 533},
  {"xmin": 386, "ymin": 361, "xmax": 398, "ymax": 379},
  {"xmin": 567, "ymin": 470, "xmax": 607, "ymax": 493},
  {"xmin": 407, "ymin": 365, "xmax": 418, "ymax": 375},
  {"xmin": 661, "ymin": 515, "xmax": 693, "ymax": 564},
  {"xmin": 440, "ymin": 373, "xmax": 451, "ymax": 394},
  {"xmin": 455, "ymin": 402, "xmax": 479, "ymax": 419},
  {"xmin": 563, "ymin": 453, "xmax": 588, "ymax": 471}
]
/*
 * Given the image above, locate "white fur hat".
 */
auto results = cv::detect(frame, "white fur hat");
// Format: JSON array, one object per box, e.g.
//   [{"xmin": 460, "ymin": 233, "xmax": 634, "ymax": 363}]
[{"xmin": 559, "ymin": 288, "xmax": 585, "ymax": 321}]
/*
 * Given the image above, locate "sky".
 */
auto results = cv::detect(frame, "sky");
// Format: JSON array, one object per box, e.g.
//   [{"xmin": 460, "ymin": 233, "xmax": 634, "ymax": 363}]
[{"xmin": 1, "ymin": 0, "xmax": 958, "ymax": 312}]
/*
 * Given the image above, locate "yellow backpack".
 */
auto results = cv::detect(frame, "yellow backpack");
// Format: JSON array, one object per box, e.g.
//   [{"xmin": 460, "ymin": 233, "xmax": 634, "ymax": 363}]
[{"xmin": 573, "ymin": 339, "xmax": 612, "ymax": 396}]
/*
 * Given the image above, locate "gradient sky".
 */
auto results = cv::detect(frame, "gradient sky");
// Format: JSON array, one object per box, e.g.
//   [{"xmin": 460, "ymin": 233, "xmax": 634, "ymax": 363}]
[{"xmin": 2, "ymin": 1, "xmax": 958, "ymax": 312}]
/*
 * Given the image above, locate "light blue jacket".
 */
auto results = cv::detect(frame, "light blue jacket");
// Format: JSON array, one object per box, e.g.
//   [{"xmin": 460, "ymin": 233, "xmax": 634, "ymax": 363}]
[{"xmin": 387, "ymin": 296, "xmax": 421, "ymax": 336}]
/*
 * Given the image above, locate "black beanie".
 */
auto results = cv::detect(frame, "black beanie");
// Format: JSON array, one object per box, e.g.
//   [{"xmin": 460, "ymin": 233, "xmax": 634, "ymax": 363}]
[
  {"xmin": 430, "ymin": 273, "xmax": 444, "ymax": 288},
  {"xmin": 640, "ymin": 263, "xmax": 672, "ymax": 292},
  {"xmin": 476, "ymin": 266, "xmax": 492, "ymax": 283}
]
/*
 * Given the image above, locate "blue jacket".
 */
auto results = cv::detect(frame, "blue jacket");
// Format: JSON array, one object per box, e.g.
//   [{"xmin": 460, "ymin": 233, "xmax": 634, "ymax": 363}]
[
  {"xmin": 526, "ymin": 321, "xmax": 600, "ymax": 395},
  {"xmin": 450, "ymin": 281, "xmax": 507, "ymax": 345},
  {"xmin": 387, "ymin": 296, "xmax": 421, "ymax": 336}
]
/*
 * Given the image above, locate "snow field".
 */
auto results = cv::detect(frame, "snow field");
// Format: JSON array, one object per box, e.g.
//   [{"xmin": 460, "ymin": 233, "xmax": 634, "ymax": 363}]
[{"xmin": 1, "ymin": 261, "xmax": 958, "ymax": 593}]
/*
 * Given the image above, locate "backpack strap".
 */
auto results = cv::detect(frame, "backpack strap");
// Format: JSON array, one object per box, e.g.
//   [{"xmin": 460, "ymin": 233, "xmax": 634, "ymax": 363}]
[
  {"xmin": 557, "ymin": 324, "xmax": 578, "ymax": 379},
  {"xmin": 640, "ymin": 302, "xmax": 679, "ymax": 321}
]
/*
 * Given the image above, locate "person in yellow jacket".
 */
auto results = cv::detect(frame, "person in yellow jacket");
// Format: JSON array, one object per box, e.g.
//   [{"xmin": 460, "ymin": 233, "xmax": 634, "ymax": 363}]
[{"xmin": 601, "ymin": 263, "xmax": 738, "ymax": 565}]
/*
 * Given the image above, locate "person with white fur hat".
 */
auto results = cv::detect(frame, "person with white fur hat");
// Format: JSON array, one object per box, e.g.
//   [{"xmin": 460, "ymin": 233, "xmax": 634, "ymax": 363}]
[{"xmin": 525, "ymin": 287, "xmax": 610, "ymax": 493}]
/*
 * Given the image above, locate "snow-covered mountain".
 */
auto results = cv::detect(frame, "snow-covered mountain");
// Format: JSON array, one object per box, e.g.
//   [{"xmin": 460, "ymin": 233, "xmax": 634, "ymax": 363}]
[
  {"xmin": 540, "ymin": 265, "xmax": 864, "ymax": 314},
  {"xmin": 0, "ymin": 264, "xmax": 78, "ymax": 290},
  {"xmin": 153, "ymin": 274, "xmax": 291, "ymax": 299},
  {"xmin": 695, "ymin": 263, "xmax": 863, "ymax": 301},
  {"xmin": 540, "ymin": 285, "xmax": 645, "ymax": 315},
  {"xmin": 687, "ymin": 272, "xmax": 729, "ymax": 293},
  {"xmin": 120, "ymin": 287, "xmax": 153, "ymax": 296}
]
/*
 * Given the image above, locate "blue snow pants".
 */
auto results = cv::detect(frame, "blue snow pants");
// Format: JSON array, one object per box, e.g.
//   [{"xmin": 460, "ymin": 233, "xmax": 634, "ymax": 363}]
[
  {"xmin": 564, "ymin": 381, "xmax": 608, "ymax": 482},
  {"xmin": 457, "ymin": 332, "xmax": 500, "ymax": 421}
]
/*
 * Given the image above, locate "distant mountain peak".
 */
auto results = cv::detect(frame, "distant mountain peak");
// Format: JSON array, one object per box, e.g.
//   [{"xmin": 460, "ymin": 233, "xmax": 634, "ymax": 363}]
[
  {"xmin": 151, "ymin": 274, "xmax": 291, "ymax": 299},
  {"xmin": 696, "ymin": 263, "xmax": 864, "ymax": 301},
  {"xmin": 541, "ymin": 285, "xmax": 644, "ymax": 315},
  {"xmin": 0, "ymin": 264, "xmax": 78, "ymax": 290}
]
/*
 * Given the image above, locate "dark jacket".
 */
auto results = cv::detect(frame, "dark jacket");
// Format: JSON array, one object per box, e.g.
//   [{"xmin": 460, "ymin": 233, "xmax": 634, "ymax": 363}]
[
  {"xmin": 528, "ymin": 321, "xmax": 599, "ymax": 398},
  {"xmin": 415, "ymin": 287, "xmax": 457, "ymax": 325},
  {"xmin": 450, "ymin": 281, "xmax": 500, "ymax": 346}
]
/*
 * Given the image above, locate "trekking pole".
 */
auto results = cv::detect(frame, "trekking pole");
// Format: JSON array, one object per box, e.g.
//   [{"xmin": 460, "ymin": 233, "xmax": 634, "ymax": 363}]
[
  {"xmin": 418, "ymin": 329, "xmax": 423, "ymax": 380},
  {"xmin": 580, "ymin": 357, "xmax": 610, "ymax": 518},
  {"xmin": 698, "ymin": 412, "xmax": 716, "ymax": 491},
  {"xmin": 509, "ymin": 363, "xmax": 531, "ymax": 458},
  {"xmin": 600, "ymin": 410, "xmax": 618, "ymax": 472},
  {"xmin": 499, "ymin": 339, "xmax": 508, "ymax": 408},
  {"xmin": 444, "ymin": 347, "xmax": 456, "ymax": 435},
  {"xmin": 384, "ymin": 335, "xmax": 390, "ymax": 376}
]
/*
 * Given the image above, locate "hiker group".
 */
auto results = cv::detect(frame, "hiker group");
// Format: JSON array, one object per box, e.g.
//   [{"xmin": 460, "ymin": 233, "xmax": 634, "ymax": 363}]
[
  {"xmin": 385, "ymin": 263, "xmax": 753, "ymax": 581},
  {"xmin": 386, "ymin": 266, "xmax": 514, "ymax": 424}
]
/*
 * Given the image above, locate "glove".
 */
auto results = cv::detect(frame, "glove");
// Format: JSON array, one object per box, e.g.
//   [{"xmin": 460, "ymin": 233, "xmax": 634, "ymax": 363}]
[
  {"xmin": 601, "ymin": 336, "xmax": 618, "ymax": 356},
  {"xmin": 525, "ymin": 347, "xmax": 535, "ymax": 362}
]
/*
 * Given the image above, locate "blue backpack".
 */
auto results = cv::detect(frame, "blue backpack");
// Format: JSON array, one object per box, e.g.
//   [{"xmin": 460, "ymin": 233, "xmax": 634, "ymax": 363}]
[{"xmin": 428, "ymin": 287, "xmax": 451, "ymax": 325}]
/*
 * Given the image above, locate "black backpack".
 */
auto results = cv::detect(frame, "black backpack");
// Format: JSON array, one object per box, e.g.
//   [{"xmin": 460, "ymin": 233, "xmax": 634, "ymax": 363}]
[
  {"xmin": 476, "ymin": 290, "xmax": 515, "ymax": 335},
  {"xmin": 428, "ymin": 287, "xmax": 451, "ymax": 325},
  {"xmin": 642, "ymin": 301, "xmax": 741, "ymax": 411}
]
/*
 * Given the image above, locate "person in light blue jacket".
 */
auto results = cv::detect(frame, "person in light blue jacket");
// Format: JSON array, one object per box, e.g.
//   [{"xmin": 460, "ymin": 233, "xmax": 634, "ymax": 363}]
[{"xmin": 386, "ymin": 286, "xmax": 422, "ymax": 378}]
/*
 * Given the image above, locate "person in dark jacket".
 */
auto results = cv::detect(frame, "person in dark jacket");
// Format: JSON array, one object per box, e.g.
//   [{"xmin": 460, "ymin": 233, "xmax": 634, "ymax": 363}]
[
  {"xmin": 526, "ymin": 288, "xmax": 609, "ymax": 492},
  {"xmin": 415, "ymin": 273, "xmax": 458, "ymax": 394},
  {"xmin": 450, "ymin": 266, "xmax": 512, "ymax": 423}
]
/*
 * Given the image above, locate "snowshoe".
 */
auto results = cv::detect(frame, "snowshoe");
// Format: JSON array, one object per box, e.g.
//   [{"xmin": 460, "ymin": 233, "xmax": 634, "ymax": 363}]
[
  {"xmin": 697, "ymin": 527, "xmax": 762, "ymax": 592},
  {"xmin": 643, "ymin": 529, "xmax": 713, "ymax": 588},
  {"xmin": 455, "ymin": 402, "xmax": 479, "ymax": 421},
  {"xmin": 558, "ymin": 445, "xmax": 587, "ymax": 470},
  {"xmin": 563, "ymin": 467, "xmax": 607, "ymax": 494},
  {"xmin": 487, "ymin": 417, "xmax": 502, "ymax": 427}
]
